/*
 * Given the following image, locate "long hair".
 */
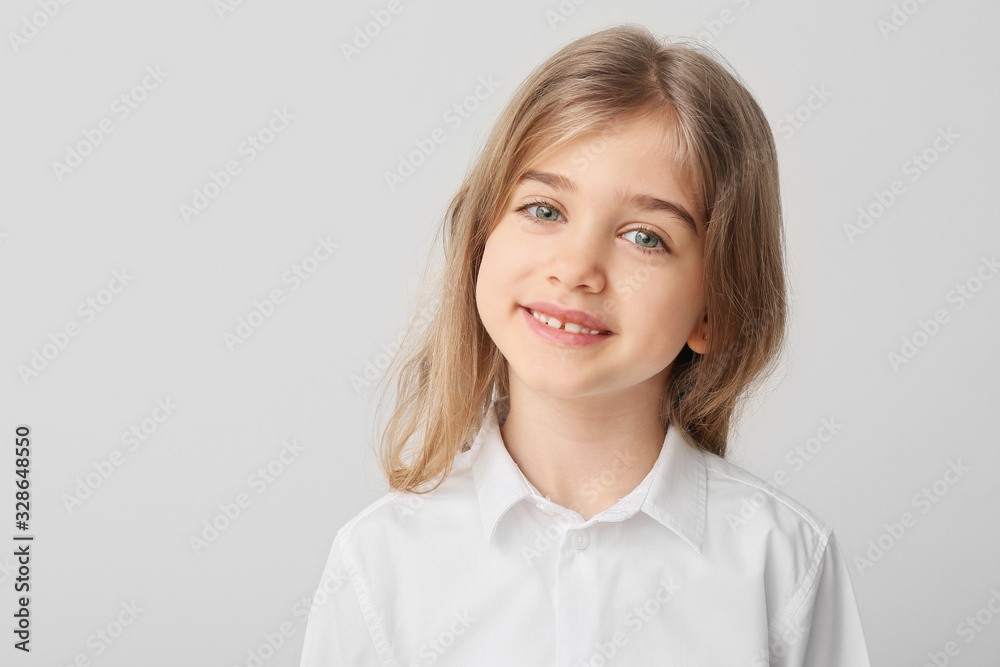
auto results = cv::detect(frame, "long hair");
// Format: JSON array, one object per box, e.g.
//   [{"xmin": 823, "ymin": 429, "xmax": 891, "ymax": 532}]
[{"xmin": 371, "ymin": 23, "xmax": 787, "ymax": 494}]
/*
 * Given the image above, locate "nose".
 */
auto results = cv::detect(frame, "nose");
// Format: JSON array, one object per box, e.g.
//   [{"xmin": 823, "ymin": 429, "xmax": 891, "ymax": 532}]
[{"xmin": 544, "ymin": 217, "xmax": 608, "ymax": 293}]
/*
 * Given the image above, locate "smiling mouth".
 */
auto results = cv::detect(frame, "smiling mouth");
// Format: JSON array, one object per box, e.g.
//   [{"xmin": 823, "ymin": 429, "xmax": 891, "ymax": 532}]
[{"xmin": 526, "ymin": 308, "xmax": 613, "ymax": 335}]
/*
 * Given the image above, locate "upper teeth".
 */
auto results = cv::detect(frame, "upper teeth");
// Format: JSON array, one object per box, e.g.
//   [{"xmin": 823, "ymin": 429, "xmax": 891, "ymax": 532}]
[{"xmin": 530, "ymin": 309, "xmax": 607, "ymax": 335}]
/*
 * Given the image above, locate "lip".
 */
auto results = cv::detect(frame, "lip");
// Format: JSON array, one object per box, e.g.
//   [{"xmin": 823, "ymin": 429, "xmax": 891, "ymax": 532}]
[
  {"xmin": 523, "ymin": 302, "xmax": 614, "ymax": 333},
  {"xmin": 520, "ymin": 306, "xmax": 614, "ymax": 348},
  {"xmin": 520, "ymin": 306, "xmax": 614, "ymax": 347}
]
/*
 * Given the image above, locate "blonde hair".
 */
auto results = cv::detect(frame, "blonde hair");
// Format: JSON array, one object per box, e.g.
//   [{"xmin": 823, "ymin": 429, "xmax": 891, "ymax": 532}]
[{"xmin": 371, "ymin": 23, "xmax": 787, "ymax": 494}]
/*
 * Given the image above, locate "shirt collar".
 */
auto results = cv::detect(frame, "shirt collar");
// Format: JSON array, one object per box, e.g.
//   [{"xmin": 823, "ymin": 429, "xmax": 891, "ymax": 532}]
[{"xmin": 469, "ymin": 400, "xmax": 707, "ymax": 553}]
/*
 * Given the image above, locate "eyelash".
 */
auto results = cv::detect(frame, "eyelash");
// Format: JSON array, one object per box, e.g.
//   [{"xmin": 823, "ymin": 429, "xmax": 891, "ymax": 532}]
[{"xmin": 515, "ymin": 199, "xmax": 670, "ymax": 255}]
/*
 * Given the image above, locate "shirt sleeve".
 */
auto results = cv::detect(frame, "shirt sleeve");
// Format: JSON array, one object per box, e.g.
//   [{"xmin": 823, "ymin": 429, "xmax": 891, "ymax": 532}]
[
  {"xmin": 299, "ymin": 531, "xmax": 385, "ymax": 666},
  {"xmin": 772, "ymin": 530, "xmax": 872, "ymax": 666}
]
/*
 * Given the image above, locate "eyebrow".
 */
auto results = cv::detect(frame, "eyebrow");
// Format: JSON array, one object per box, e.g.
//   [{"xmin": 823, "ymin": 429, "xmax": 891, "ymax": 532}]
[{"xmin": 517, "ymin": 170, "xmax": 699, "ymax": 237}]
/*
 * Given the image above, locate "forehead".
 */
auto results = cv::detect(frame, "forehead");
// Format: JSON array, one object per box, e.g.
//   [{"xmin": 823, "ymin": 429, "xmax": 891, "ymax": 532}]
[
  {"xmin": 528, "ymin": 109, "xmax": 690, "ymax": 175},
  {"xmin": 513, "ymin": 113, "xmax": 701, "ymax": 219}
]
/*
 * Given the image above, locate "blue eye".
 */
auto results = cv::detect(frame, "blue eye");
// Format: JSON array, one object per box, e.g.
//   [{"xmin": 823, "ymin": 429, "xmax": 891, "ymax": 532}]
[
  {"xmin": 517, "ymin": 201, "xmax": 565, "ymax": 223},
  {"xmin": 622, "ymin": 226, "xmax": 669, "ymax": 255},
  {"xmin": 514, "ymin": 199, "xmax": 670, "ymax": 255}
]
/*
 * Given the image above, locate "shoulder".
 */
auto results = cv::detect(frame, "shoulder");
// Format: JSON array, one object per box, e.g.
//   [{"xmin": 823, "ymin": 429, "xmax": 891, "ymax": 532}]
[
  {"xmin": 703, "ymin": 451, "xmax": 830, "ymax": 537},
  {"xmin": 701, "ymin": 450, "xmax": 833, "ymax": 583}
]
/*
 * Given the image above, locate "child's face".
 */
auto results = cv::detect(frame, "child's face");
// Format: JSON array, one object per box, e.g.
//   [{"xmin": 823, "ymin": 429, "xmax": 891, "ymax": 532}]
[{"xmin": 475, "ymin": 114, "xmax": 708, "ymax": 403}]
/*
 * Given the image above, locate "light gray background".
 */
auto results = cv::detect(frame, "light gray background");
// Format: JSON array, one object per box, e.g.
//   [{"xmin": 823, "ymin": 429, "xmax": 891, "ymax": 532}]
[{"xmin": 1, "ymin": 0, "xmax": 998, "ymax": 665}]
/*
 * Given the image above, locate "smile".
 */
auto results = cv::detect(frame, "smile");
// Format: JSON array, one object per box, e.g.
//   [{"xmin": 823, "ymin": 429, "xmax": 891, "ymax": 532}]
[{"xmin": 527, "ymin": 308, "xmax": 612, "ymax": 335}]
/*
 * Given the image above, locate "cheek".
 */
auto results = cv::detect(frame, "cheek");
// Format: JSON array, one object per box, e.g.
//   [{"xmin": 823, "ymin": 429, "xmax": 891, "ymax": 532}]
[
  {"xmin": 626, "ymin": 275, "xmax": 704, "ymax": 340},
  {"xmin": 477, "ymin": 239, "xmax": 500, "ymax": 297},
  {"xmin": 479, "ymin": 226, "xmax": 524, "ymax": 287},
  {"xmin": 476, "ymin": 235, "xmax": 512, "ymax": 319}
]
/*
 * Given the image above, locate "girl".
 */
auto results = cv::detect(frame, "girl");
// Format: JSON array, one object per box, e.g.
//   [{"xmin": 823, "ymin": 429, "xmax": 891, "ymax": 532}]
[{"xmin": 301, "ymin": 23, "xmax": 870, "ymax": 666}]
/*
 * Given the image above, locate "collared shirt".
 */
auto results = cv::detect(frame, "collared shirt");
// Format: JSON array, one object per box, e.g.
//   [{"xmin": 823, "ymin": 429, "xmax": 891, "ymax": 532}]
[{"xmin": 300, "ymin": 401, "xmax": 871, "ymax": 666}]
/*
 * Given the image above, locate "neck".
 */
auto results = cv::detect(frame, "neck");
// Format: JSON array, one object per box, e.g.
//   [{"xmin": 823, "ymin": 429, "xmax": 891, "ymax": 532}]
[{"xmin": 499, "ymin": 380, "xmax": 666, "ymax": 521}]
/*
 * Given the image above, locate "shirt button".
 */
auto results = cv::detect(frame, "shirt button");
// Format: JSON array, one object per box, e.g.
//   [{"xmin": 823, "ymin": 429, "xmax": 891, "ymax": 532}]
[{"xmin": 568, "ymin": 529, "xmax": 590, "ymax": 550}]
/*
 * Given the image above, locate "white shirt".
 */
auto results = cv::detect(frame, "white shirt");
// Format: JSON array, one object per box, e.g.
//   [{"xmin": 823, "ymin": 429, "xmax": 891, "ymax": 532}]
[{"xmin": 300, "ymin": 401, "xmax": 871, "ymax": 666}]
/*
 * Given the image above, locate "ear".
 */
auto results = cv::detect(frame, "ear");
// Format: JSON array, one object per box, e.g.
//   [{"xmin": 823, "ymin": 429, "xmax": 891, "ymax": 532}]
[{"xmin": 686, "ymin": 312, "xmax": 709, "ymax": 355}]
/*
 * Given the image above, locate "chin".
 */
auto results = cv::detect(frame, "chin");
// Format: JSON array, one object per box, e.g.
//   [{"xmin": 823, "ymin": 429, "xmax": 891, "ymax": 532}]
[{"xmin": 510, "ymin": 370, "xmax": 597, "ymax": 400}]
